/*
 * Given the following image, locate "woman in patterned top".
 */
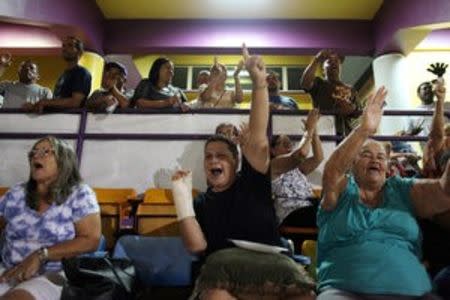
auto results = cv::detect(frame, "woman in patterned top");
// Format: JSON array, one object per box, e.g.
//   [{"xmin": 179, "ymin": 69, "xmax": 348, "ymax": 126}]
[
  {"xmin": 270, "ymin": 109, "xmax": 323, "ymax": 227},
  {"xmin": 0, "ymin": 136, "xmax": 101, "ymax": 300}
]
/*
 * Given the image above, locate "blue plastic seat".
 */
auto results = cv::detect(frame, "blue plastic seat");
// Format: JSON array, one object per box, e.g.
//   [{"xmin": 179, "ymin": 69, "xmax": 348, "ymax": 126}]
[{"xmin": 113, "ymin": 235, "xmax": 196, "ymax": 286}]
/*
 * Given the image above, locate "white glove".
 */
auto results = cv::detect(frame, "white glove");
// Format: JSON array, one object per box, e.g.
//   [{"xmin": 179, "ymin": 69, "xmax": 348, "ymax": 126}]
[{"xmin": 171, "ymin": 171, "xmax": 195, "ymax": 221}]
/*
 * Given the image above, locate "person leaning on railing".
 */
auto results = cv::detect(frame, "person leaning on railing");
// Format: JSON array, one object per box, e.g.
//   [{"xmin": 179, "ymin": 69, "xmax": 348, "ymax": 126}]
[
  {"xmin": 86, "ymin": 61, "xmax": 130, "ymax": 113},
  {"xmin": 32, "ymin": 36, "xmax": 92, "ymax": 114},
  {"xmin": 0, "ymin": 54, "xmax": 52, "ymax": 110},
  {"xmin": 129, "ymin": 57, "xmax": 190, "ymax": 112}
]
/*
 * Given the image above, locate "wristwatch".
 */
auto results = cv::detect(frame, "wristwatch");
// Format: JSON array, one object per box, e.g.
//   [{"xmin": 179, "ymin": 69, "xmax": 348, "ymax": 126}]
[{"xmin": 37, "ymin": 247, "xmax": 49, "ymax": 263}]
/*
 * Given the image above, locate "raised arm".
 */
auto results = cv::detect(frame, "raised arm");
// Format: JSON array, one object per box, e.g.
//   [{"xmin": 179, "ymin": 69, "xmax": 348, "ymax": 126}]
[
  {"xmin": 241, "ymin": 45, "xmax": 270, "ymax": 174},
  {"xmin": 233, "ymin": 60, "xmax": 244, "ymax": 104},
  {"xmin": 300, "ymin": 50, "xmax": 329, "ymax": 90},
  {"xmin": 299, "ymin": 125, "xmax": 324, "ymax": 175},
  {"xmin": 0, "ymin": 53, "xmax": 12, "ymax": 78},
  {"xmin": 271, "ymin": 109, "xmax": 320, "ymax": 178},
  {"xmin": 411, "ymin": 160, "xmax": 450, "ymax": 218},
  {"xmin": 428, "ymin": 79, "xmax": 446, "ymax": 154},
  {"xmin": 172, "ymin": 170, "xmax": 207, "ymax": 254},
  {"xmin": 321, "ymin": 87, "xmax": 387, "ymax": 211},
  {"xmin": 199, "ymin": 57, "xmax": 224, "ymax": 102}
]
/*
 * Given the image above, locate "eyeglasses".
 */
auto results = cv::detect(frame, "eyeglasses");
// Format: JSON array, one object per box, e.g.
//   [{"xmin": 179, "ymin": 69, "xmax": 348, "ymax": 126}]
[{"xmin": 28, "ymin": 148, "xmax": 54, "ymax": 159}]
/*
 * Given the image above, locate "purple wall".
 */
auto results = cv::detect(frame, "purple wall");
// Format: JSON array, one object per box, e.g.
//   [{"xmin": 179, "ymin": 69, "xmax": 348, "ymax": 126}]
[
  {"xmin": 0, "ymin": 0, "xmax": 104, "ymax": 53},
  {"xmin": 1, "ymin": 1, "xmax": 450, "ymax": 56},
  {"xmin": 104, "ymin": 20, "xmax": 373, "ymax": 55},
  {"xmin": 0, "ymin": 22, "xmax": 61, "ymax": 55},
  {"xmin": 418, "ymin": 28, "xmax": 450, "ymax": 49},
  {"xmin": 374, "ymin": 0, "xmax": 450, "ymax": 54}
]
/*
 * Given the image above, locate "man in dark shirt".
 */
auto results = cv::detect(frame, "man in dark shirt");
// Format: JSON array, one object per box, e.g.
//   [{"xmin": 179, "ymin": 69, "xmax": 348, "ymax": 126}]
[
  {"xmin": 300, "ymin": 50, "xmax": 357, "ymax": 136},
  {"xmin": 34, "ymin": 36, "xmax": 91, "ymax": 112},
  {"xmin": 267, "ymin": 71, "xmax": 298, "ymax": 110}
]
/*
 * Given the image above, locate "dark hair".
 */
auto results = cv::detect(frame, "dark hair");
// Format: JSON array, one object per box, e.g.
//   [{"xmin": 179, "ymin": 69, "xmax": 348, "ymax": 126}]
[
  {"xmin": 417, "ymin": 81, "xmax": 432, "ymax": 95},
  {"xmin": 105, "ymin": 61, "xmax": 127, "ymax": 77},
  {"xmin": 18, "ymin": 60, "xmax": 38, "ymax": 75},
  {"xmin": 270, "ymin": 135, "xmax": 282, "ymax": 149},
  {"xmin": 66, "ymin": 36, "xmax": 84, "ymax": 52},
  {"xmin": 266, "ymin": 71, "xmax": 280, "ymax": 78},
  {"xmin": 215, "ymin": 123, "xmax": 239, "ymax": 138},
  {"xmin": 149, "ymin": 57, "xmax": 171, "ymax": 86},
  {"xmin": 205, "ymin": 134, "xmax": 239, "ymax": 162},
  {"xmin": 26, "ymin": 136, "xmax": 82, "ymax": 210}
]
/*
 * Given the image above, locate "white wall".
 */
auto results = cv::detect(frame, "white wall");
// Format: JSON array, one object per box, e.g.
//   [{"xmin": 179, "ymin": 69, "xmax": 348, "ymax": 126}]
[{"xmin": 0, "ymin": 112, "xmax": 336, "ymax": 192}]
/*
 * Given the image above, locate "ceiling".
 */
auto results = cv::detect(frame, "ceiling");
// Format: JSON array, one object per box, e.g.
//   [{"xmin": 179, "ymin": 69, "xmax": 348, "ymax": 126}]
[{"xmin": 95, "ymin": 0, "xmax": 384, "ymax": 20}]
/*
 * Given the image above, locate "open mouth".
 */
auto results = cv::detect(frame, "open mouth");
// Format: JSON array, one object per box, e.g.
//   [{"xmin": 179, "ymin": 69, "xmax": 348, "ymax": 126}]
[
  {"xmin": 210, "ymin": 167, "xmax": 223, "ymax": 177},
  {"xmin": 33, "ymin": 162, "xmax": 44, "ymax": 169},
  {"xmin": 368, "ymin": 166, "xmax": 380, "ymax": 173}
]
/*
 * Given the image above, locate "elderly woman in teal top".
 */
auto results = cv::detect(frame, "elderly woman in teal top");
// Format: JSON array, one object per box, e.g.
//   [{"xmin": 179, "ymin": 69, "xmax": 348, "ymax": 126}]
[{"xmin": 317, "ymin": 86, "xmax": 450, "ymax": 299}]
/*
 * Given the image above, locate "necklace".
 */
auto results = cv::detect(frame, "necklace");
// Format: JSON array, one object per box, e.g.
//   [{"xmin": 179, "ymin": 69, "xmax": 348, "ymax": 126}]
[{"xmin": 212, "ymin": 90, "xmax": 227, "ymax": 108}]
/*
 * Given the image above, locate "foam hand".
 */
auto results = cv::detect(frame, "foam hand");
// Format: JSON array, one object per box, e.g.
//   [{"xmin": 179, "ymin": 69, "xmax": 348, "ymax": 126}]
[{"xmin": 427, "ymin": 62, "xmax": 448, "ymax": 78}]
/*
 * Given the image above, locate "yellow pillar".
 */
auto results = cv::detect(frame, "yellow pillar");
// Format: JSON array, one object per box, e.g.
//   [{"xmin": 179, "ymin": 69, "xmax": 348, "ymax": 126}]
[{"xmin": 79, "ymin": 51, "xmax": 104, "ymax": 93}]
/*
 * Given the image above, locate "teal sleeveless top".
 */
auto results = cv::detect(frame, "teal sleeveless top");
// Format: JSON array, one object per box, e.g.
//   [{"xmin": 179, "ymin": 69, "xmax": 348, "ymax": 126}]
[{"xmin": 317, "ymin": 175, "xmax": 431, "ymax": 296}]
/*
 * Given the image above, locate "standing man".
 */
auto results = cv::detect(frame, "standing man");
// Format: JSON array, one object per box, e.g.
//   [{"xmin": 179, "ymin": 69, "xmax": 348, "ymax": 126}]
[
  {"xmin": 300, "ymin": 50, "xmax": 357, "ymax": 136},
  {"xmin": 34, "ymin": 36, "xmax": 91, "ymax": 112},
  {"xmin": 0, "ymin": 54, "xmax": 52, "ymax": 109},
  {"xmin": 407, "ymin": 63, "xmax": 449, "ymax": 138}
]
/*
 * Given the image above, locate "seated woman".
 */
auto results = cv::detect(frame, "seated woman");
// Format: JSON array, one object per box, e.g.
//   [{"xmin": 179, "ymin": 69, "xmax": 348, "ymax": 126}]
[
  {"xmin": 171, "ymin": 46, "xmax": 314, "ymax": 300},
  {"xmin": 271, "ymin": 109, "xmax": 323, "ymax": 227},
  {"xmin": 130, "ymin": 57, "xmax": 189, "ymax": 111},
  {"xmin": 317, "ymin": 87, "xmax": 450, "ymax": 299},
  {"xmin": 0, "ymin": 136, "xmax": 101, "ymax": 300},
  {"xmin": 197, "ymin": 57, "xmax": 243, "ymax": 108}
]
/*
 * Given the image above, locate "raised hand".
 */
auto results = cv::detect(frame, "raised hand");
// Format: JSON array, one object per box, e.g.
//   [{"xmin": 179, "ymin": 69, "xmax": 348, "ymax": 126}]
[
  {"xmin": 302, "ymin": 108, "xmax": 320, "ymax": 132},
  {"xmin": 0, "ymin": 53, "xmax": 12, "ymax": 67},
  {"xmin": 433, "ymin": 78, "xmax": 446, "ymax": 102},
  {"xmin": 171, "ymin": 170, "xmax": 195, "ymax": 220},
  {"xmin": 242, "ymin": 44, "xmax": 266, "ymax": 88},
  {"xmin": 427, "ymin": 62, "xmax": 448, "ymax": 78},
  {"xmin": 234, "ymin": 60, "xmax": 244, "ymax": 77},
  {"xmin": 360, "ymin": 87, "xmax": 388, "ymax": 134},
  {"xmin": 104, "ymin": 95, "xmax": 118, "ymax": 107},
  {"xmin": 315, "ymin": 49, "xmax": 332, "ymax": 63},
  {"xmin": 237, "ymin": 122, "xmax": 250, "ymax": 146},
  {"xmin": 209, "ymin": 58, "xmax": 227, "ymax": 87}
]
